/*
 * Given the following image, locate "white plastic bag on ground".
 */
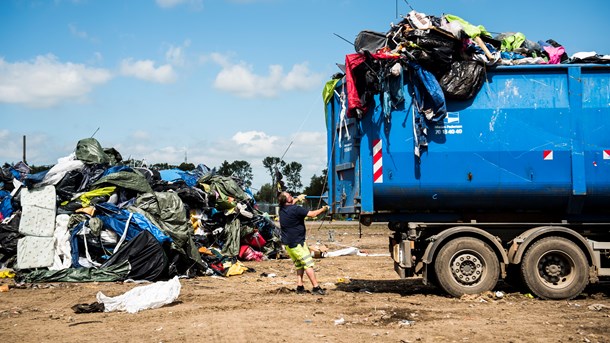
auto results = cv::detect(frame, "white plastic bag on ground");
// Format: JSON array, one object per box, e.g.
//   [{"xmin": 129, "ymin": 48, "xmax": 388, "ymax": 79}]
[
  {"xmin": 96, "ymin": 276, "xmax": 181, "ymax": 313},
  {"xmin": 326, "ymin": 247, "xmax": 360, "ymax": 257}
]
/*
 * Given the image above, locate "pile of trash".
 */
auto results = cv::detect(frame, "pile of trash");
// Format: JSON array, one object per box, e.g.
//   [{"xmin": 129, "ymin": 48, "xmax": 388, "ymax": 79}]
[
  {"xmin": 323, "ymin": 10, "xmax": 610, "ymax": 157},
  {"xmin": 333, "ymin": 10, "xmax": 610, "ymax": 119},
  {"xmin": 0, "ymin": 137, "xmax": 284, "ymax": 283}
]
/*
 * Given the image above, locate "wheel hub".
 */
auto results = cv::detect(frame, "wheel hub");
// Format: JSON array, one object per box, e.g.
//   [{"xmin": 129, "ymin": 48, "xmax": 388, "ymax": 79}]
[
  {"xmin": 538, "ymin": 254, "xmax": 569, "ymax": 283},
  {"xmin": 452, "ymin": 253, "xmax": 483, "ymax": 284}
]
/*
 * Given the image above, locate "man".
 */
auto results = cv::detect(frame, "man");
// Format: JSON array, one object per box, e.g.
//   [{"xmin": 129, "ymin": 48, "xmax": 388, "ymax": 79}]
[{"xmin": 278, "ymin": 191, "xmax": 329, "ymax": 295}]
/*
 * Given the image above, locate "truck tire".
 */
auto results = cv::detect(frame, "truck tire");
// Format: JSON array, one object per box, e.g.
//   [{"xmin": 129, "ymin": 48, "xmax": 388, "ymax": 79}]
[
  {"xmin": 434, "ymin": 237, "xmax": 500, "ymax": 297},
  {"xmin": 520, "ymin": 236, "xmax": 588, "ymax": 300}
]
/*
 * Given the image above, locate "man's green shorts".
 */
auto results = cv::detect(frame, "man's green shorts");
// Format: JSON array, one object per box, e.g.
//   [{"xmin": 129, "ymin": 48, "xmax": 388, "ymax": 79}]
[{"xmin": 285, "ymin": 243, "xmax": 314, "ymax": 270}]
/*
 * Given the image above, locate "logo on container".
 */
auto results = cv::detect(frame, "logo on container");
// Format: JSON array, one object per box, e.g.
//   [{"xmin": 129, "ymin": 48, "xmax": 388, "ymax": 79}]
[{"xmin": 434, "ymin": 112, "xmax": 462, "ymax": 135}]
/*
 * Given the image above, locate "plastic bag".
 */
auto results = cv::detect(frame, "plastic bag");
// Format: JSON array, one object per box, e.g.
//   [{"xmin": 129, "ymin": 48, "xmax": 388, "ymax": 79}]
[
  {"xmin": 439, "ymin": 61, "xmax": 485, "ymax": 100},
  {"xmin": 96, "ymin": 276, "xmax": 181, "ymax": 313},
  {"xmin": 354, "ymin": 30, "xmax": 387, "ymax": 53}
]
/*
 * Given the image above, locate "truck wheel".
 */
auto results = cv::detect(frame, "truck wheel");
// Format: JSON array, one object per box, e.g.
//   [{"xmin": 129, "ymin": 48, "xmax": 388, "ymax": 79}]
[
  {"xmin": 434, "ymin": 237, "xmax": 500, "ymax": 297},
  {"xmin": 520, "ymin": 236, "xmax": 588, "ymax": 300}
]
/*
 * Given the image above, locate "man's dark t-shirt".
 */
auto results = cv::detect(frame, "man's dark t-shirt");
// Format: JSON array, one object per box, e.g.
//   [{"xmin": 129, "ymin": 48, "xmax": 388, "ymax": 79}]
[{"xmin": 278, "ymin": 204, "xmax": 309, "ymax": 247}]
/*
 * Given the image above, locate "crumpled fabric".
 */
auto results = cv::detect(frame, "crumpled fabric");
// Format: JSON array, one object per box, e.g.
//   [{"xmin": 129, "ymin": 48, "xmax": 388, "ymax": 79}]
[
  {"xmin": 407, "ymin": 62, "xmax": 447, "ymax": 157},
  {"xmin": 16, "ymin": 260, "xmax": 130, "ymax": 283},
  {"xmin": 75, "ymin": 138, "xmax": 111, "ymax": 164},
  {"xmin": 382, "ymin": 62, "xmax": 405, "ymax": 120},
  {"xmin": 498, "ymin": 32, "xmax": 526, "ymax": 51},
  {"xmin": 92, "ymin": 170, "xmax": 153, "ymax": 194},
  {"xmin": 131, "ymin": 192, "xmax": 205, "ymax": 269},
  {"xmin": 97, "ymin": 275, "xmax": 181, "ymax": 313},
  {"xmin": 225, "ymin": 261, "xmax": 250, "ymax": 276},
  {"xmin": 444, "ymin": 14, "xmax": 491, "ymax": 38},
  {"xmin": 221, "ymin": 216, "xmax": 241, "ymax": 258},
  {"xmin": 344, "ymin": 52, "xmax": 399, "ymax": 118}
]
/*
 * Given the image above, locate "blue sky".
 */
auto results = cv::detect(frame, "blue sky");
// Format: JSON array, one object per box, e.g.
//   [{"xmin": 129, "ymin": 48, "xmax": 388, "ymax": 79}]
[{"xmin": 2, "ymin": 0, "xmax": 609, "ymax": 191}]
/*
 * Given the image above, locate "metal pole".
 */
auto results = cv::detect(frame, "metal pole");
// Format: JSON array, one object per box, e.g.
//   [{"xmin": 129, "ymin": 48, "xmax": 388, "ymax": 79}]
[{"xmin": 22, "ymin": 135, "xmax": 27, "ymax": 164}]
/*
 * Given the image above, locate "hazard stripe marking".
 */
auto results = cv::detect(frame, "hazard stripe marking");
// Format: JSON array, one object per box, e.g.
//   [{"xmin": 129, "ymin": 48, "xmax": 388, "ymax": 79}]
[
  {"xmin": 603, "ymin": 150, "xmax": 610, "ymax": 160},
  {"xmin": 373, "ymin": 139, "xmax": 383, "ymax": 183},
  {"xmin": 543, "ymin": 150, "xmax": 553, "ymax": 160}
]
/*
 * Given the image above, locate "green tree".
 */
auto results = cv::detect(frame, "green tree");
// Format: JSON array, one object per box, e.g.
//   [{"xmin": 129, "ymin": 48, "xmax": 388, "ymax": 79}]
[
  {"xmin": 255, "ymin": 183, "xmax": 276, "ymax": 203},
  {"xmin": 283, "ymin": 161, "xmax": 303, "ymax": 193},
  {"xmin": 262, "ymin": 156, "xmax": 285, "ymax": 181},
  {"xmin": 178, "ymin": 162, "xmax": 195, "ymax": 171},
  {"xmin": 303, "ymin": 168, "xmax": 327, "ymax": 196},
  {"xmin": 150, "ymin": 162, "xmax": 172, "ymax": 170},
  {"xmin": 217, "ymin": 160, "xmax": 232, "ymax": 175},
  {"xmin": 217, "ymin": 160, "xmax": 253, "ymax": 187}
]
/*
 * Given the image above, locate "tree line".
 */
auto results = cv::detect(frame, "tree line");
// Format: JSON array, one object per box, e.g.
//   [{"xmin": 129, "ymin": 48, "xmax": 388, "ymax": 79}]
[{"xmin": 12, "ymin": 157, "xmax": 328, "ymax": 204}]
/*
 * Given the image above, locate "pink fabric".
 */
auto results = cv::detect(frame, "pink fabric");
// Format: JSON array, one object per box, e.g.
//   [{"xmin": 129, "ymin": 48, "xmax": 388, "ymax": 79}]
[
  {"xmin": 544, "ymin": 45, "xmax": 565, "ymax": 64},
  {"xmin": 239, "ymin": 245, "xmax": 264, "ymax": 261},
  {"xmin": 241, "ymin": 232, "xmax": 266, "ymax": 251}
]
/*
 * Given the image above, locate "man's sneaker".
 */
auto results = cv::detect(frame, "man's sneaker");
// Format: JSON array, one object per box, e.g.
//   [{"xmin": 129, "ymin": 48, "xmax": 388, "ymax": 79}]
[
  {"xmin": 296, "ymin": 285, "xmax": 305, "ymax": 294},
  {"xmin": 312, "ymin": 286, "xmax": 326, "ymax": 295}
]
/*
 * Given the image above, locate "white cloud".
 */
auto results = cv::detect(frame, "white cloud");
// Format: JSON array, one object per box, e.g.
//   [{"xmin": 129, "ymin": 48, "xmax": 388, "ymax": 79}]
[
  {"xmin": 156, "ymin": 0, "xmax": 203, "ymax": 10},
  {"xmin": 0, "ymin": 131, "xmax": 70, "ymax": 165},
  {"xmin": 120, "ymin": 58, "xmax": 177, "ymax": 84},
  {"xmin": 231, "ymin": 131, "xmax": 279, "ymax": 156},
  {"xmin": 0, "ymin": 55, "xmax": 112, "ymax": 108},
  {"xmin": 283, "ymin": 63, "xmax": 322, "ymax": 91},
  {"xmin": 210, "ymin": 54, "xmax": 324, "ymax": 98},
  {"xmin": 109, "ymin": 129, "xmax": 326, "ymax": 191}
]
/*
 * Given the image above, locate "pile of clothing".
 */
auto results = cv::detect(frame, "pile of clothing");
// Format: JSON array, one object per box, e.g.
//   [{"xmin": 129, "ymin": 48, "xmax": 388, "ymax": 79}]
[
  {"xmin": 0, "ymin": 137, "xmax": 283, "ymax": 283},
  {"xmin": 325, "ymin": 10, "xmax": 609, "ymax": 156}
]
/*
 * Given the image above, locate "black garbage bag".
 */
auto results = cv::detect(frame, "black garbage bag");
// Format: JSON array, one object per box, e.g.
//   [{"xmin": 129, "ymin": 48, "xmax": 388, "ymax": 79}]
[
  {"xmin": 78, "ymin": 164, "xmax": 107, "ymax": 191},
  {"xmin": 405, "ymin": 29, "xmax": 458, "ymax": 50},
  {"xmin": 0, "ymin": 167, "xmax": 15, "ymax": 192},
  {"xmin": 439, "ymin": 61, "xmax": 486, "ymax": 100},
  {"xmin": 55, "ymin": 169, "xmax": 85, "ymax": 202},
  {"xmin": 354, "ymin": 30, "xmax": 387, "ymax": 53},
  {"xmin": 0, "ymin": 213, "xmax": 22, "ymax": 267},
  {"xmin": 101, "ymin": 230, "xmax": 168, "ymax": 281},
  {"xmin": 410, "ymin": 46, "xmax": 455, "ymax": 77}
]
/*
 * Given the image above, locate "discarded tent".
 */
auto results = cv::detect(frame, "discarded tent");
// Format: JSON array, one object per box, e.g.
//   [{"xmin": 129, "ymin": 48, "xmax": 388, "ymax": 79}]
[{"xmin": 0, "ymin": 137, "xmax": 285, "ymax": 284}]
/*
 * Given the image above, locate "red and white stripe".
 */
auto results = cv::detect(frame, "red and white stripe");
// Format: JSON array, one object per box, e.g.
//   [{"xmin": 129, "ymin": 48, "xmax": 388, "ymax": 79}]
[
  {"xmin": 543, "ymin": 150, "xmax": 553, "ymax": 161},
  {"xmin": 373, "ymin": 139, "xmax": 383, "ymax": 183},
  {"xmin": 603, "ymin": 150, "xmax": 610, "ymax": 160}
]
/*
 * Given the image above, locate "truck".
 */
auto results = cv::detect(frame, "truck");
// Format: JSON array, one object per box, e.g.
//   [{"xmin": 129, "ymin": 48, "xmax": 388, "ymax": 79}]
[{"xmin": 325, "ymin": 57, "xmax": 610, "ymax": 300}]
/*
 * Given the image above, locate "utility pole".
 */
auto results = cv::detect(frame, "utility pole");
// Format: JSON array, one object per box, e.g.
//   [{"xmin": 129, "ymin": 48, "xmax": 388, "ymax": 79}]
[{"xmin": 22, "ymin": 135, "xmax": 27, "ymax": 164}]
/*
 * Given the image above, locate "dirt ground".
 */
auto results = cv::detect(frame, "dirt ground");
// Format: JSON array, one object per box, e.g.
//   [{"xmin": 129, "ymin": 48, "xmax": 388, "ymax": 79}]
[{"xmin": 2, "ymin": 223, "xmax": 610, "ymax": 343}]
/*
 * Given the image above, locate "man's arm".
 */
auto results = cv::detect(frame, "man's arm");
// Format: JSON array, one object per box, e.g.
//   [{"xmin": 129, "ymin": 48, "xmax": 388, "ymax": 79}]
[{"xmin": 306, "ymin": 205, "xmax": 329, "ymax": 218}]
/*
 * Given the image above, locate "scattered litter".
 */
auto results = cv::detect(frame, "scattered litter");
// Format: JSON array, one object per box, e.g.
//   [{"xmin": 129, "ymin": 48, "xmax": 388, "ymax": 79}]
[
  {"xmin": 334, "ymin": 317, "xmax": 346, "ymax": 325},
  {"xmin": 260, "ymin": 272, "xmax": 276, "ymax": 278},
  {"xmin": 324, "ymin": 246, "xmax": 390, "ymax": 257},
  {"xmin": 96, "ymin": 276, "xmax": 181, "ymax": 313},
  {"xmin": 587, "ymin": 304, "xmax": 610, "ymax": 311},
  {"xmin": 399, "ymin": 319, "xmax": 416, "ymax": 327},
  {"xmin": 0, "ymin": 269, "xmax": 15, "ymax": 278},
  {"xmin": 68, "ymin": 320, "xmax": 103, "ymax": 327}
]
